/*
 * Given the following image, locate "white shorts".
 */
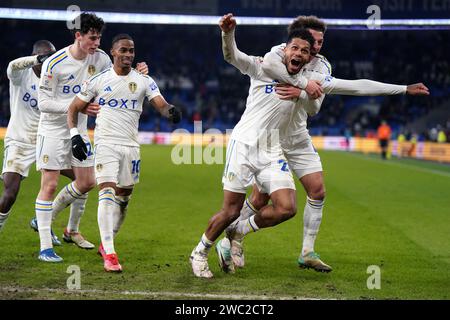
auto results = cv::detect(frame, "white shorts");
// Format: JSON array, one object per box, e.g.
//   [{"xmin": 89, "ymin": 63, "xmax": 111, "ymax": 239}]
[
  {"xmin": 222, "ymin": 139, "xmax": 296, "ymax": 195},
  {"xmin": 282, "ymin": 138, "xmax": 323, "ymax": 179},
  {"xmin": 36, "ymin": 135, "xmax": 94, "ymax": 171},
  {"xmin": 2, "ymin": 141, "xmax": 36, "ymax": 178},
  {"xmin": 94, "ymin": 144, "xmax": 140, "ymax": 188}
]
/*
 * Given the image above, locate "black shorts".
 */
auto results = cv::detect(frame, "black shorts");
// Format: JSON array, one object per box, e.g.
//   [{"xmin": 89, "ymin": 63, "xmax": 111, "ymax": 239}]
[{"xmin": 379, "ymin": 139, "xmax": 389, "ymax": 148}]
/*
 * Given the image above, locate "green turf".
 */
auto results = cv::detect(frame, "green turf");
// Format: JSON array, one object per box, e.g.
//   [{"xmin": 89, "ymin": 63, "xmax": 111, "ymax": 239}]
[{"xmin": 0, "ymin": 144, "xmax": 449, "ymax": 300}]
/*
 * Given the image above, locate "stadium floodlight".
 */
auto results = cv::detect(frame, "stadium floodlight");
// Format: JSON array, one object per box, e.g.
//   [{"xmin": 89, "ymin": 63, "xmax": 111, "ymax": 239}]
[{"xmin": 1, "ymin": 7, "xmax": 450, "ymax": 29}]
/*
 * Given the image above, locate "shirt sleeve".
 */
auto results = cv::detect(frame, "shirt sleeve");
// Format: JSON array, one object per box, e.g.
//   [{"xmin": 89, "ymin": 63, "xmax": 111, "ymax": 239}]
[
  {"xmin": 221, "ymin": 30, "xmax": 260, "ymax": 78},
  {"xmin": 38, "ymin": 60, "xmax": 71, "ymax": 114},
  {"xmin": 296, "ymin": 90, "xmax": 325, "ymax": 117},
  {"xmin": 315, "ymin": 74, "xmax": 407, "ymax": 96},
  {"xmin": 77, "ymin": 77, "xmax": 98, "ymax": 103},
  {"xmin": 145, "ymin": 76, "xmax": 162, "ymax": 100},
  {"xmin": 261, "ymin": 44, "xmax": 308, "ymax": 89},
  {"xmin": 7, "ymin": 55, "xmax": 38, "ymax": 85}
]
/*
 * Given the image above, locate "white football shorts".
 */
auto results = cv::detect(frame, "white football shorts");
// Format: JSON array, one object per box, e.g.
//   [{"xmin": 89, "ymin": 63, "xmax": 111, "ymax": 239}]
[
  {"xmin": 2, "ymin": 141, "xmax": 36, "ymax": 178},
  {"xmin": 36, "ymin": 135, "xmax": 94, "ymax": 171},
  {"xmin": 282, "ymin": 137, "xmax": 323, "ymax": 179},
  {"xmin": 94, "ymin": 144, "xmax": 140, "ymax": 188},
  {"xmin": 222, "ymin": 139, "xmax": 296, "ymax": 195}
]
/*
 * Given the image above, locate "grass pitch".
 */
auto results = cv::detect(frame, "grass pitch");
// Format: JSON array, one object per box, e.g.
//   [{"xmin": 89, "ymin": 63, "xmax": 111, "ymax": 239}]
[{"xmin": 0, "ymin": 144, "xmax": 449, "ymax": 300}]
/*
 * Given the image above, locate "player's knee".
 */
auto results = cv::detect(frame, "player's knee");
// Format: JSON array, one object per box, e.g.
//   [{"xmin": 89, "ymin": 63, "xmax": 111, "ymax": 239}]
[
  {"xmin": 221, "ymin": 203, "xmax": 243, "ymax": 222},
  {"xmin": 275, "ymin": 201, "xmax": 297, "ymax": 221},
  {"xmin": 308, "ymin": 185, "xmax": 326, "ymax": 201},
  {"xmin": 77, "ymin": 178, "xmax": 96, "ymax": 193},
  {"xmin": 2, "ymin": 188, "xmax": 19, "ymax": 207},
  {"xmin": 41, "ymin": 180, "xmax": 58, "ymax": 197}
]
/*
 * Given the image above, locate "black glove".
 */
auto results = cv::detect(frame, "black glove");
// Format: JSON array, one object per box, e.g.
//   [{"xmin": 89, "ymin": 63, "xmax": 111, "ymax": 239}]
[
  {"xmin": 168, "ymin": 105, "xmax": 182, "ymax": 124},
  {"xmin": 71, "ymin": 134, "xmax": 88, "ymax": 161},
  {"xmin": 37, "ymin": 53, "xmax": 54, "ymax": 64}
]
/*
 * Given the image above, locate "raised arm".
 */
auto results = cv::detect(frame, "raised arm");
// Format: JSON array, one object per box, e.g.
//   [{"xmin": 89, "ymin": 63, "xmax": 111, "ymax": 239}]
[
  {"xmin": 7, "ymin": 54, "xmax": 51, "ymax": 84},
  {"xmin": 220, "ymin": 13, "xmax": 259, "ymax": 76}
]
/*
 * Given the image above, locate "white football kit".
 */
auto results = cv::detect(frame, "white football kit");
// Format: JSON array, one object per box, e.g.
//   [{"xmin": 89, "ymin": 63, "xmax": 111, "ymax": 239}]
[
  {"xmin": 262, "ymin": 44, "xmax": 407, "ymax": 178},
  {"xmin": 221, "ymin": 30, "xmax": 319, "ymax": 195},
  {"xmin": 36, "ymin": 46, "xmax": 111, "ymax": 170},
  {"xmin": 77, "ymin": 67, "xmax": 161, "ymax": 187},
  {"xmin": 2, "ymin": 57, "xmax": 41, "ymax": 178}
]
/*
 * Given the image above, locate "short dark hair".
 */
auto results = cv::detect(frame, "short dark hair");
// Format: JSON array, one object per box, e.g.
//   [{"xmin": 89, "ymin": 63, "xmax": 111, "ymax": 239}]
[
  {"xmin": 288, "ymin": 15, "xmax": 327, "ymax": 34},
  {"xmin": 70, "ymin": 12, "xmax": 105, "ymax": 37},
  {"xmin": 112, "ymin": 33, "xmax": 134, "ymax": 47},
  {"xmin": 287, "ymin": 28, "xmax": 315, "ymax": 49},
  {"xmin": 32, "ymin": 40, "xmax": 55, "ymax": 55}
]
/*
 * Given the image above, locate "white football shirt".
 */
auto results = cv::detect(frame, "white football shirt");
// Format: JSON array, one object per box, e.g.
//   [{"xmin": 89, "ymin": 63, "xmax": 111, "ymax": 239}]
[
  {"xmin": 38, "ymin": 46, "xmax": 111, "ymax": 139},
  {"xmin": 5, "ymin": 64, "xmax": 41, "ymax": 145},
  {"xmin": 227, "ymin": 56, "xmax": 301, "ymax": 150},
  {"xmin": 77, "ymin": 67, "xmax": 161, "ymax": 147}
]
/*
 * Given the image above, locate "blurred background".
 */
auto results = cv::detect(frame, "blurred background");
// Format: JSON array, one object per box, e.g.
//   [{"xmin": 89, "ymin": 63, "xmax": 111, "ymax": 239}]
[{"xmin": 0, "ymin": 0, "xmax": 449, "ymax": 144}]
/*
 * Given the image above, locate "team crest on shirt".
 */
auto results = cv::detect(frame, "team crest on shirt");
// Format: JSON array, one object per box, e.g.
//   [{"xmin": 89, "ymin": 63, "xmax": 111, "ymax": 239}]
[
  {"xmin": 43, "ymin": 155, "xmax": 49, "ymax": 164},
  {"xmin": 88, "ymin": 65, "xmax": 96, "ymax": 76},
  {"xmin": 96, "ymin": 164, "xmax": 103, "ymax": 172},
  {"xmin": 129, "ymin": 82, "xmax": 137, "ymax": 93}
]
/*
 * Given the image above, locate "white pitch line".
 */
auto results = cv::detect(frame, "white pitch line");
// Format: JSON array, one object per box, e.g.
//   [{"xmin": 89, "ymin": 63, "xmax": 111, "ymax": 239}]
[{"xmin": 0, "ymin": 286, "xmax": 328, "ymax": 300}]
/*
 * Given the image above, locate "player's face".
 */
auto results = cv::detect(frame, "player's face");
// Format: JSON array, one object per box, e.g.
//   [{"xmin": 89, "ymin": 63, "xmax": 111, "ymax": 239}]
[
  {"xmin": 308, "ymin": 28, "xmax": 324, "ymax": 57},
  {"xmin": 283, "ymin": 38, "xmax": 311, "ymax": 74},
  {"xmin": 76, "ymin": 30, "xmax": 102, "ymax": 55},
  {"xmin": 111, "ymin": 39, "xmax": 135, "ymax": 69}
]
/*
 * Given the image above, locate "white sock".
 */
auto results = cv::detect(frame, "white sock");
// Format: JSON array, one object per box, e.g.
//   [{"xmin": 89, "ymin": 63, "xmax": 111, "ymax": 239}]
[
  {"xmin": 35, "ymin": 199, "xmax": 53, "ymax": 251},
  {"xmin": 233, "ymin": 215, "xmax": 259, "ymax": 241},
  {"xmin": 113, "ymin": 195, "xmax": 130, "ymax": 237},
  {"xmin": 240, "ymin": 199, "xmax": 258, "ymax": 220},
  {"xmin": 52, "ymin": 182, "xmax": 83, "ymax": 221},
  {"xmin": 302, "ymin": 196, "xmax": 324, "ymax": 256},
  {"xmin": 0, "ymin": 211, "xmax": 11, "ymax": 232},
  {"xmin": 226, "ymin": 199, "xmax": 258, "ymax": 239},
  {"xmin": 67, "ymin": 194, "xmax": 88, "ymax": 233},
  {"xmin": 98, "ymin": 188, "xmax": 120, "ymax": 255},
  {"xmin": 195, "ymin": 233, "xmax": 213, "ymax": 256}
]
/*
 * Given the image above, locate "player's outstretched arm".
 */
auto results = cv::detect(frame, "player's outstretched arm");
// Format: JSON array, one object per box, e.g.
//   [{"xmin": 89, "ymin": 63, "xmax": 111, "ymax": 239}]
[
  {"xmin": 262, "ymin": 48, "xmax": 323, "ymax": 99},
  {"xmin": 315, "ymin": 74, "xmax": 430, "ymax": 96},
  {"xmin": 220, "ymin": 13, "xmax": 258, "ymax": 75},
  {"xmin": 149, "ymin": 95, "xmax": 182, "ymax": 124}
]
